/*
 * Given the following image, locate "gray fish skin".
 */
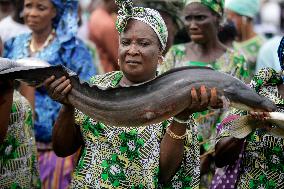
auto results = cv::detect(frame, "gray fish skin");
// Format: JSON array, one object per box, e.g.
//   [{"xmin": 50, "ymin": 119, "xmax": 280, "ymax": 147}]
[{"xmin": 0, "ymin": 58, "xmax": 277, "ymax": 127}]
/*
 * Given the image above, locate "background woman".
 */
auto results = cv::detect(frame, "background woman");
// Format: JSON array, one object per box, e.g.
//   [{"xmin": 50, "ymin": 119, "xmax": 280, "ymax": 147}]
[
  {"xmin": 3, "ymin": 0, "xmax": 97, "ymax": 188},
  {"xmin": 225, "ymin": 0, "xmax": 265, "ymax": 79},
  {"xmin": 212, "ymin": 37, "xmax": 284, "ymax": 188},
  {"xmin": 159, "ymin": 0, "xmax": 249, "ymax": 188},
  {"xmin": 44, "ymin": 0, "xmax": 222, "ymax": 188}
]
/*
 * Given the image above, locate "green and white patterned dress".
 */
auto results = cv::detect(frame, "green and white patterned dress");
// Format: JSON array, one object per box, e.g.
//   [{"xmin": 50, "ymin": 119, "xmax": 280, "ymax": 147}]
[
  {"xmin": 0, "ymin": 91, "xmax": 41, "ymax": 189},
  {"xmin": 70, "ymin": 71, "xmax": 200, "ymax": 189}
]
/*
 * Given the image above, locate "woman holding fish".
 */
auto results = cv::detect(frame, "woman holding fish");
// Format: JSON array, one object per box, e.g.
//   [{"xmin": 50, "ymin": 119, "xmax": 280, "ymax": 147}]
[
  {"xmin": 3, "ymin": 0, "xmax": 97, "ymax": 188},
  {"xmin": 212, "ymin": 37, "xmax": 284, "ymax": 188},
  {"xmin": 44, "ymin": 0, "xmax": 223, "ymax": 188}
]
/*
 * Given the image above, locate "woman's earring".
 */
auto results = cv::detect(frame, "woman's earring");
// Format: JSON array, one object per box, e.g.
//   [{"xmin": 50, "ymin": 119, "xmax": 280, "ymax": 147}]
[{"xmin": 118, "ymin": 59, "xmax": 120, "ymax": 66}]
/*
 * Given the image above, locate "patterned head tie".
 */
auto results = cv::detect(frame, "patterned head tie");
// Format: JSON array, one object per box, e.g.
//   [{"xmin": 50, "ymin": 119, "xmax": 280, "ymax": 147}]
[
  {"xmin": 115, "ymin": 0, "xmax": 168, "ymax": 51},
  {"xmin": 51, "ymin": 0, "xmax": 78, "ymax": 45},
  {"xmin": 184, "ymin": 0, "xmax": 224, "ymax": 17},
  {"xmin": 278, "ymin": 36, "xmax": 284, "ymax": 71}
]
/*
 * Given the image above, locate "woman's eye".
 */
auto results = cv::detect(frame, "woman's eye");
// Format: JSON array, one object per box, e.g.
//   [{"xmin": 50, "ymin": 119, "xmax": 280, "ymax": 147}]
[
  {"xmin": 196, "ymin": 15, "xmax": 206, "ymax": 21},
  {"xmin": 140, "ymin": 42, "xmax": 150, "ymax": 47},
  {"xmin": 38, "ymin": 5, "xmax": 47, "ymax": 11},
  {"xmin": 25, "ymin": 3, "xmax": 32, "ymax": 9},
  {"xmin": 121, "ymin": 41, "xmax": 130, "ymax": 46},
  {"xmin": 184, "ymin": 15, "xmax": 192, "ymax": 22}
]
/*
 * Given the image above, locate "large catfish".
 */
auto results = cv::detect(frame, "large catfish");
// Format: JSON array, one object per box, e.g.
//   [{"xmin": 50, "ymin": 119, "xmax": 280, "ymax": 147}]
[{"xmin": 0, "ymin": 58, "xmax": 276, "ymax": 127}]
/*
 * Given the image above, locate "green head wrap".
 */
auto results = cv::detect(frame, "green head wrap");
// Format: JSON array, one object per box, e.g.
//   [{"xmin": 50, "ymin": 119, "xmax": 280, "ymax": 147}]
[
  {"xmin": 115, "ymin": 0, "xmax": 168, "ymax": 51},
  {"xmin": 225, "ymin": 0, "xmax": 260, "ymax": 18},
  {"xmin": 184, "ymin": 0, "xmax": 224, "ymax": 16}
]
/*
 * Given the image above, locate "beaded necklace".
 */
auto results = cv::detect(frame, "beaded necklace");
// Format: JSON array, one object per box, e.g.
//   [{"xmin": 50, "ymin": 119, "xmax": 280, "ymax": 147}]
[{"xmin": 29, "ymin": 29, "xmax": 56, "ymax": 54}]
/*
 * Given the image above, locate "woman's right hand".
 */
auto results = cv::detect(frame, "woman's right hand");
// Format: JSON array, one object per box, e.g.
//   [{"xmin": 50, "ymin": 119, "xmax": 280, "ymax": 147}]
[
  {"xmin": 44, "ymin": 76, "xmax": 72, "ymax": 105},
  {"xmin": 249, "ymin": 111, "xmax": 272, "ymax": 130}
]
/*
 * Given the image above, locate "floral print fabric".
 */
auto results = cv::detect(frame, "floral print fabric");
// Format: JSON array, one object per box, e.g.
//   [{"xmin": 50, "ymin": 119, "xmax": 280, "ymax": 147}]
[
  {"xmin": 71, "ymin": 71, "xmax": 200, "ymax": 188},
  {"xmin": 0, "ymin": 91, "xmax": 41, "ymax": 189}
]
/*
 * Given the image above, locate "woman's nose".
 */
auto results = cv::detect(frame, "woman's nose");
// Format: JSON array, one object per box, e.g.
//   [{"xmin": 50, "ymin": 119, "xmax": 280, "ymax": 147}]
[
  {"xmin": 127, "ymin": 44, "xmax": 139, "ymax": 55},
  {"xmin": 189, "ymin": 20, "xmax": 198, "ymax": 30},
  {"xmin": 28, "ymin": 8, "xmax": 39, "ymax": 17}
]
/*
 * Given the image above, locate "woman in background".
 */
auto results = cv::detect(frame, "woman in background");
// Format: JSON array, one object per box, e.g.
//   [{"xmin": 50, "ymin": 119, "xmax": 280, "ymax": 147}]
[
  {"xmin": 3, "ymin": 0, "xmax": 97, "ymax": 188},
  {"xmin": 159, "ymin": 0, "xmax": 249, "ymax": 188}
]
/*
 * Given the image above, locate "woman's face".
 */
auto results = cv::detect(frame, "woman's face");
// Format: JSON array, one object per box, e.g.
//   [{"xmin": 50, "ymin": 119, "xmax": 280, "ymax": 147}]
[
  {"xmin": 23, "ymin": 0, "xmax": 56, "ymax": 32},
  {"xmin": 225, "ymin": 9, "xmax": 242, "ymax": 37},
  {"xmin": 119, "ymin": 20, "xmax": 162, "ymax": 83},
  {"xmin": 183, "ymin": 3, "xmax": 219, "ymax": 44}
]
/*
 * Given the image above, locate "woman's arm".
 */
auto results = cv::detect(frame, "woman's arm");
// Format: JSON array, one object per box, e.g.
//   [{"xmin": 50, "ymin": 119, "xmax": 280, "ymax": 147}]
[
  {"xmin": 159, "ymin": 86, "xmax": 222, "ymax": 183},
  {"xmin": 0, "ymin": 81, "xmax": 13, "ymax": 144},
  {"xmin": 52, "ymin": 104, "xmax": 83, "ymax": 157},
  {"xmin": 18, "ymin": 82, "xmax": 35, "ymax": 110},
  {"xmin": 44, "ymin": 76, "xmax": 83, "ymax": 157},
  {"xmin": 215, "ymin": 137, "xmax": 245, "ymax": 168}
]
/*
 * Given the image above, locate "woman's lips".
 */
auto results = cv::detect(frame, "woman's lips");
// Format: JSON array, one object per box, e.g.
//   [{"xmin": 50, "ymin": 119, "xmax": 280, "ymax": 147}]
[{"xmin": 126, "ymin": 60, "xmax": 141, "ymax": 65}]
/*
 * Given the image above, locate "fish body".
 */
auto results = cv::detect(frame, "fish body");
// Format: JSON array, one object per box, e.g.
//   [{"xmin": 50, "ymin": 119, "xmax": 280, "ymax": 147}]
[{"xmin": 0, "ymin": 58, "xmax": 277, "ymax": 127}]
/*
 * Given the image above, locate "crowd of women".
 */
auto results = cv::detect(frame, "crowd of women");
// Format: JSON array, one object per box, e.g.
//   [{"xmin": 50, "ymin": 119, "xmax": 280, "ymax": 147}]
[{"xmin": 1, "ymin": 0, "xmax": 284, "ymax": 188}]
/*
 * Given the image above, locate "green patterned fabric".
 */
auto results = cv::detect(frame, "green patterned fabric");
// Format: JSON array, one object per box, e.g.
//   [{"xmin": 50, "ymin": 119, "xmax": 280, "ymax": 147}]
[
  {"xmin": 218, "ymin": 68, "xmax": 284, "ymax": 188},
  {"xmin": 0, "ymin": 91, "xmax": 41, "ymax": 189},
  {"xmin": 184, "ymin": 0, "xmax": 224, "ymax": 16},
  {"xmin": 70, "ymin": 71, "xmax": 200, "ymax": 189},
  {"xmin": 115, "ymin": 0, "xmax": 168, "ymax": 51},
  {"xmin": 233, "ymin": 35, "xmax": 266, "ymax": 80}
]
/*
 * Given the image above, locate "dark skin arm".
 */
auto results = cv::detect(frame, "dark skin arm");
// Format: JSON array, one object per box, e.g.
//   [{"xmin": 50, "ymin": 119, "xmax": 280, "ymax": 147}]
[
  {"xmin": 215, "ymin": 137, "xmax": 245, "ymax": 168},
  {"xmin": 215, "ymin": 111, "xmax": 270, "ymax": 168},
  {"xmin": 160, "ymin": 86, "xmax": 222, "ymax": 183},
  {"xmin": 0, "ymin": 80, "xmax": 13, "ymax": 144},
  {"xmin": 44, "ymin": 76, "xmax": 83, "ymax": 157}
]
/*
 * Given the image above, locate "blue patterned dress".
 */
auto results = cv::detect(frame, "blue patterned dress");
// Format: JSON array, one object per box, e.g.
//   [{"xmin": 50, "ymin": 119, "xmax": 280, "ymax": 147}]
[{"xmin": 4, "ymin": 33, "xmax": 97, "ymax": 143}]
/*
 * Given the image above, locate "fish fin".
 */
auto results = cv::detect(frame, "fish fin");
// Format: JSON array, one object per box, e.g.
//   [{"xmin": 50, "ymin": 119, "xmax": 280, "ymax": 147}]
[{"xmin": 228, "ymin": 115, "xmax": 255, "ymax": 138}]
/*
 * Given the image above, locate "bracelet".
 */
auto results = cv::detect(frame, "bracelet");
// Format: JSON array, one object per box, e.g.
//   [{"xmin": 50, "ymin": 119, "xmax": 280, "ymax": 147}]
[
  {"xmin": 173, "ymin": 116, "xmax": 191, "ymax": 124},
  {"xmin": 166, "ymin": 127, "xmax": 188, "ymax": 140}
]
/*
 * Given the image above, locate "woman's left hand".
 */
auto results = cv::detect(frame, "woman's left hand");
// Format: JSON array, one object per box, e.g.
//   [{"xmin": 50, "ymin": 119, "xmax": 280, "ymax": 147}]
[{"xmin": 175, "ymin": 86, "xmax": 223, "ymax": 120}]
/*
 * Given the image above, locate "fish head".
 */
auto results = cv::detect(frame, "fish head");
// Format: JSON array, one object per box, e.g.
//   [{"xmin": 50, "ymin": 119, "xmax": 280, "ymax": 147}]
[{"xmin": 223, "ymin": 83, "xmax": 277, "ymax": 112}]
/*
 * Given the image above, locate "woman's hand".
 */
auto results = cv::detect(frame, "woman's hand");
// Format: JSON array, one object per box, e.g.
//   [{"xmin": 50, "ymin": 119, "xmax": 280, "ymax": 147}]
[
  {"xmin": 175, "ymin": 85, "xmax": 223, "ymax": 120},
  {"xmin": 44, "ymin": 76, "xmax": 72, "ymax": 105},
  {"xmin": 249, "ymin": 111, "xmax": 272, "ymax": 130}
]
